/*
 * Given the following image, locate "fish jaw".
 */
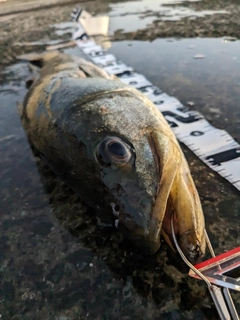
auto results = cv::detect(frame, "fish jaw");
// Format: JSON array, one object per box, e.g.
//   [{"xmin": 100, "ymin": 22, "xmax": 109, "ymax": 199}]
[
  {"xmin": 147, "ymin": 130, "xmax": 206, "ymax": 262},
  {"xmin": 169, "ymin": 157, "xmax": 206, "ymax": 261}
]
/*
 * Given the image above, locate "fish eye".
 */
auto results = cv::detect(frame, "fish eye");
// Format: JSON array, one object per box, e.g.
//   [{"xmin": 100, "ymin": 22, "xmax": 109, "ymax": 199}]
[{"xmin": 96, "ymin": 137, "xmax": 133, "ymax": 168}]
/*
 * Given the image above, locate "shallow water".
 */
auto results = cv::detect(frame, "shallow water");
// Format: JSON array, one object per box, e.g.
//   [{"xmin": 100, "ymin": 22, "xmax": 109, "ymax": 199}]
[
  {"xmin": 0, "ymin": 0, "xmax": 239, "ymax": 319},
  {"xmin": 108, "ymin": 37, "xmax": 240, "ymax": 141},
  {"xmin": 108, "ymin": 0, "xmax": 228, "ymax": 34}
]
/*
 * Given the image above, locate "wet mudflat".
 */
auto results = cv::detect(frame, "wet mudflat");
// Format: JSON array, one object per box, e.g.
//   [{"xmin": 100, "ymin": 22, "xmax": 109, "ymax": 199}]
[{"xmin": 0, "ymin": 0, "xmax": 240, "ymax": 319}]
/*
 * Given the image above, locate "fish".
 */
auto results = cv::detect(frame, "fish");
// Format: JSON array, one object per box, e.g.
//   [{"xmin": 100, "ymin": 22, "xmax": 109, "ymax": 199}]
[{"xmin": 19, "ymin": 51, "xmax": 206, "ymax": 262}]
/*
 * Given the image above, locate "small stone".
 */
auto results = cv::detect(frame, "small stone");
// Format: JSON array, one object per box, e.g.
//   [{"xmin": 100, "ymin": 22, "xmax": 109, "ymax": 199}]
[
  {"xmin": 89, "ymin": 263, "xmax": 93, "ymax": 267},
  {"xmin": 115, "ymin": 219, "xmax": 119, "ymax": 228},
  {"xmin": 223, "ymin": 36, "xmax": 237, "ymax": 42},
  {"xmin": 209, "ymin": 107, "xmax": 221, "ymax": 114},
  {"xmin": 193, "ymin": 54, "xmax": 206, "ymax": 59},
  {"xmin": 187, "ymin": 101, "xmax": 195, "ymax": 107},
  {"xmin": 21, "ymin": 210, "xmax": 27, "ymax": 217},
  {"xmin": 99, "ymin": 106, "xmax": 108, "ymax": 113}
]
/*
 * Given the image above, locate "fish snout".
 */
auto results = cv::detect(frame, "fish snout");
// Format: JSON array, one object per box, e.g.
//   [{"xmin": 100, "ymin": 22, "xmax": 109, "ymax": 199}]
[
  {"xmin": 179, "ymin": 230, "xmax": 205, "ymax": 262},
  {"xmin": 148, "ymin": 129, "xmax": 206, "ymax": 262},
  {"xmin": 167, "ymin": 157, "xmax": 206, "ymax": 262}
]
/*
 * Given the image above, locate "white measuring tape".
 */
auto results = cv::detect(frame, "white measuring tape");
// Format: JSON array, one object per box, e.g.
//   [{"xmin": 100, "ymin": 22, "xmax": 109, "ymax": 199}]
[{"xmin": 71, "ymin": 8, "xmax": 240, "ymax": 192}]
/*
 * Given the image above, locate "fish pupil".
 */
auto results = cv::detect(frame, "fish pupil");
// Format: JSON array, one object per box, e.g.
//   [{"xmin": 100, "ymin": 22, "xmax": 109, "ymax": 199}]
[
  {"xmin": 96, "ymin": 136, "xmax": 133, "ymax": 168},
  {"xmin": 108, "ymin": 142, "xmax": 126, "ymax": 157}
]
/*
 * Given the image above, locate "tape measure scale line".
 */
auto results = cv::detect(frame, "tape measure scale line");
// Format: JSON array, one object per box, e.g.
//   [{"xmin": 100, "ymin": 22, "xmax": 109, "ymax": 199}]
[{"xmin": 72, "ymin": 20, "xmax": 240, "ymax": 192}]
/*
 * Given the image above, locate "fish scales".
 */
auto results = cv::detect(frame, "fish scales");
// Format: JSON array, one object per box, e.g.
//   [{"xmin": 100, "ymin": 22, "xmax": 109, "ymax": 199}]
[{"xmin": 19, "ymin": 51, "xmax": 206, "ymax": 261}]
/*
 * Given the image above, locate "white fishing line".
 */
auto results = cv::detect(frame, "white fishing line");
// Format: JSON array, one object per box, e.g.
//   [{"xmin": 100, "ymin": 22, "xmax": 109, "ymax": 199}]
[{"xmin": 71, "ymin": 9, "xmax": 240, "ymax": 192}]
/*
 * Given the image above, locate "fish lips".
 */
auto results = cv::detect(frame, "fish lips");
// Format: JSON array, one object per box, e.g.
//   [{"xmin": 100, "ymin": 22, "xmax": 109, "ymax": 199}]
[
  {"xmin": 119, "ymin": 131, "xmax": 206, "ymax": 263},
  {"xmin": 150, "ymin": 162, "xmax": 206, "ymax": 262}
]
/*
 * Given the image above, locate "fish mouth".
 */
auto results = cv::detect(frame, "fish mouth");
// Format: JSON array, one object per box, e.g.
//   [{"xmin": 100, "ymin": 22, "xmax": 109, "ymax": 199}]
[
  {"xmin": 148, "ymin": 130, "xmax": 206, "ymax": 262},
  {"xmin": 161, "ymin": 197, "xmax": 205, "ymax": 262}
]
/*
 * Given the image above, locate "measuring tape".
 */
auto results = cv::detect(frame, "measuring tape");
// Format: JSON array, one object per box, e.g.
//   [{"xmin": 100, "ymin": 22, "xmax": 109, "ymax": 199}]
[
  {"xmin": 70, "ymin": 10, "xmax": 240, "ymax": 319},
  {"xmin": 71, "ymin": 8, "xmax": 240, "ymax": 192}
]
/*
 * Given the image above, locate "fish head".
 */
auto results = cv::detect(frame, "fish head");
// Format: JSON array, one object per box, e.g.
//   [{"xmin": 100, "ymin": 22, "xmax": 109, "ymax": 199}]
[{"xmin": 70, "ymin": 80, "xmax": 206, "ymax": 262}]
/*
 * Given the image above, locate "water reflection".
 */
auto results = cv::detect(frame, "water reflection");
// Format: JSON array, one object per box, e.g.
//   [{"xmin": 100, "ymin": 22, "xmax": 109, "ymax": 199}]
[
  {"xmin": 108, "ymin": 0, "xmax": 228, "ymax": 34},
  {"xmin": 108, "ymin": 38, "xmax": 240, "ymax": 141}
]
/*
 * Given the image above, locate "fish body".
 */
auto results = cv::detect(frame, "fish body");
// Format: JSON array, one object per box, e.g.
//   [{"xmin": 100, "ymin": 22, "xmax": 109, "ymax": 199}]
[{"xmin": 20, "ymin": 51, "xmax": 205, "ymax": 261}]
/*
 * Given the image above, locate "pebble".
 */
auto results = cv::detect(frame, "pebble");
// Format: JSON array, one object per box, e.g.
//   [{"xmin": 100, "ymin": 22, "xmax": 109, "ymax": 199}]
[
  {"xmin": 193, "ymin": 54, "xmax": 206, "ymax": 59},
  {"xmin": 223, "ymin": 36, "xmax": 237, "ymax": 42}
]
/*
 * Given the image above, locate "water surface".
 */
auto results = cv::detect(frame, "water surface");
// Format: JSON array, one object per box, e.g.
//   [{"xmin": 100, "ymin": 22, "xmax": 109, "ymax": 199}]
[
  {"xmin": 108, "ymin": 37, "xmax": 240, "ymax": 140},
  {"xmin": 108, "ymin": 0, "xmax": 228, "ymax": 34}
]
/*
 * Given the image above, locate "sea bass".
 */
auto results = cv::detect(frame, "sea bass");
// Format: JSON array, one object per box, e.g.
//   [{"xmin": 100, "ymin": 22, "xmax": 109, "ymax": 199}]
[{"xmin": 19, "ymin": 51, "xmax": 205, "ymax": 261}]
